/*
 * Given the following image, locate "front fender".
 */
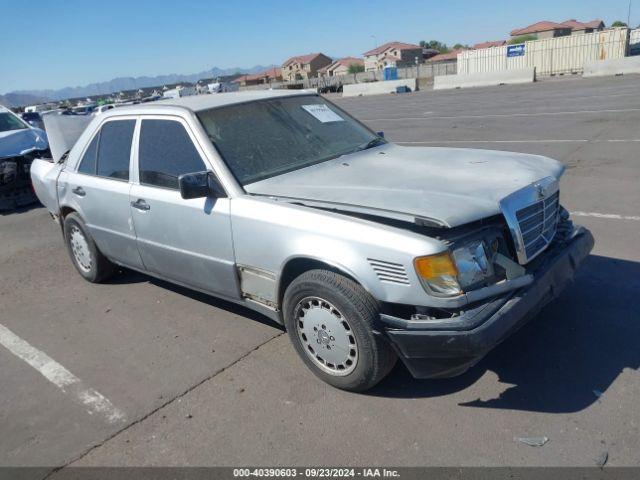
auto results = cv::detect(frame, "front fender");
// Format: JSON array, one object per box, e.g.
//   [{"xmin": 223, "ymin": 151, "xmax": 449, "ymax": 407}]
[
  {"xmin": 231, "ymin": 197, "xmax": 445, "ymax": 308},
  {"xmin": 276, "ymin": 253, "xmax": 383, "ymax": 304}
]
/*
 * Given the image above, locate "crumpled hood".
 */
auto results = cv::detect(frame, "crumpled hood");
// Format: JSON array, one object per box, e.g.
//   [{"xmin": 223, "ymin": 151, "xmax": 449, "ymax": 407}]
[
  {"xmin": 245, "ymin": 144, "xmax": 565, "ymax": 227},
  {"xmin": 0, "ymin": 128, "xmax": 48, "ymax": 158}
]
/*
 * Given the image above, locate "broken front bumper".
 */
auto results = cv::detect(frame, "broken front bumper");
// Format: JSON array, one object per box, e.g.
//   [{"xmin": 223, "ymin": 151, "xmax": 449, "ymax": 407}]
[
  {"xmin": 379, "ymin": 227, "xmax": 594, "ymax": 379},
  {"xmin": 0, "ymin": 153, "xmax": 45, "ymax": 211}
]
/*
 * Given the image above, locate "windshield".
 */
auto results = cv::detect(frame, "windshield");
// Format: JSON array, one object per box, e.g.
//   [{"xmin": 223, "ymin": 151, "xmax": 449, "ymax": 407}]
[
  {"xmin": 0, "ymin": 112, "xmax": 29, "ymax": 133},
  {"xmin": 197, "ymin": 95, "xmax": 385, "ymax": 185}
]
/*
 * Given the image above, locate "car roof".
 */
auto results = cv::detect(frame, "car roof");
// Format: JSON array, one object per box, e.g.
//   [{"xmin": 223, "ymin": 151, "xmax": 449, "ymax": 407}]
[{"xmin": 118, "ymin": 89, "xmax": 317, "ymax": 114}]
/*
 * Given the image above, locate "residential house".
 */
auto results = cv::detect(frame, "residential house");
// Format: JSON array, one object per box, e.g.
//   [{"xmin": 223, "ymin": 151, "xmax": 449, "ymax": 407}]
[
  {"xmin": 426, "ymin": 49, "xmax": 467, "ymax": 64},
  {"xmin": 421, "ymin": 48, "xmax": 441, "ymax": 61},
  {"xmin": 232, "ymin": 74, "xmax": 252, "ymax": 87},
  {"xmin": 256, "ymin": 67, "xmax": 282, "ymax": 83},
  {"xmin": 319, "ymin": 57, "xmax": 364, "ymax": 77},
  {"xmin": 561, "ymin": 19, "xmax": 606, "ymax": 34},
  {"xmin": 510, "ymin": 19, "xmax": 605, "ymax": 39},
  {"xmin": 233, "ymin": 68, "xmax": 283, "ymax": 87},
  {"xmin": 473, "ymin": 40, "xmax": 507, "ymax": 49},
  {"xmin": 363, "ymin": 41, "xmax": 423, "ymax": 71},
  {"xmin": 281, "ymin": 53, "xmax": 332, "ymax": 81}
]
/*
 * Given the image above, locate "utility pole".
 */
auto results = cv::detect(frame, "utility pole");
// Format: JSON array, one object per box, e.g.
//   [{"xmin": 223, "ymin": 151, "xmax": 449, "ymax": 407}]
[{"xmin": 628, "ymin": 0, "xmax": 632, "ymax": 27}]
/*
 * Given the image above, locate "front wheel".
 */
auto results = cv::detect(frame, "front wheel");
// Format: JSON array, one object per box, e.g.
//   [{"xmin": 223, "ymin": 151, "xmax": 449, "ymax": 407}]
[{"xmin": 283, "ymin": 269, "xmax": 396, "ymax": 392}]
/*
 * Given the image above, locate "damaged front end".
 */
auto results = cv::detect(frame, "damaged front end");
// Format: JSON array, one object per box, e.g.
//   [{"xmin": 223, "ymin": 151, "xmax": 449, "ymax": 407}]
[{"xmin": 375, "ymin": 183, "xmax": 594, "ymax": 379}]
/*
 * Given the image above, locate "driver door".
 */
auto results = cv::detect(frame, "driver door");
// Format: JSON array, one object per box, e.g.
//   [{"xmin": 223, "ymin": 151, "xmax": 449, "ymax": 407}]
[{"xmin": 129, "ymin": 117, "xmax": 239, "ymax": 298}]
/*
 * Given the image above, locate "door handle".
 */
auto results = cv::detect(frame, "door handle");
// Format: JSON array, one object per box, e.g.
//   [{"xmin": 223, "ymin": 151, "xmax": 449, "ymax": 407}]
[
  {"xmin": 131, "ymin": 199, "xmax": 150, "ymax": 211},
  {"xmin": 72, "ymin": 186, "xmax": 86, "ymax": 197}
]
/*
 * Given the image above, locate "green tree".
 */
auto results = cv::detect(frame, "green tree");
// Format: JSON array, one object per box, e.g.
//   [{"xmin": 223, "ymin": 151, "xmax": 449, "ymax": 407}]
[
  {"xmin": 611, "ymin": 20, "xmax": 628, "ymax": 27},
  {"xmin": 452, "ymin": 43, "xmax": 469, "ymax": 50},
  {"xmin": 347, "ymin": 63, "xmax": 365, "ymax": 74},
  {"xmin": 419, "ymin": 40, "xmax": 450, "ymax": 53},
  {"xmin": 508, "ymin": 34, "xmax": 538, "ymax": 45}
]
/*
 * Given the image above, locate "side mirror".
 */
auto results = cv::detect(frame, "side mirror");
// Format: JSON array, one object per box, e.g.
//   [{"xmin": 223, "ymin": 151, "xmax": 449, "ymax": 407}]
[
  {"xmin": 178, "ymin": 171, "xmax": 225, "ymax": 199},
  {"xmin": 376, "ymin": 131, "xmax": 385, "ymax": 138}
]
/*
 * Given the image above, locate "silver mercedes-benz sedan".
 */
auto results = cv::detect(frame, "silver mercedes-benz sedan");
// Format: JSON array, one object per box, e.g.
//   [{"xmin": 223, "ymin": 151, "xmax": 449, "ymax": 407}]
[{"xmin": 31, "ymin": 90, "xmax": 593, "ymax": 391}]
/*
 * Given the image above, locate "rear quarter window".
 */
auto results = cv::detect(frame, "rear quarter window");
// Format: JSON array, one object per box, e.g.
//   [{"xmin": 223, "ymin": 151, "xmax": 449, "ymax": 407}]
[
  {"xmin": 77, "ymin": 132, "xmax": 99, "ymax": 175},
  {"xmin": 95, "ymin": 120, "xmax": 135, "ymax": 180}
]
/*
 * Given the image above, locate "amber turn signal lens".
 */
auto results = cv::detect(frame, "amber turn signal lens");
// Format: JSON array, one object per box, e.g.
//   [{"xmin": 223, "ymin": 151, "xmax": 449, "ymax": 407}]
[{"xmin": 414, "ymin": 252, "xmax": 459, "ymax": 280}]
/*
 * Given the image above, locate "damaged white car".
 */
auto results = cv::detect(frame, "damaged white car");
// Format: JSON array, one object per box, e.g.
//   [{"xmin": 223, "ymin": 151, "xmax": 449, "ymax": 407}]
[
  {"xmin": 31, "ymin": 91, "xmax": 593, "ymax": 391},
  {"xmin": 0, "ymin": 105, "xmax": 49, "ymax": 209}
]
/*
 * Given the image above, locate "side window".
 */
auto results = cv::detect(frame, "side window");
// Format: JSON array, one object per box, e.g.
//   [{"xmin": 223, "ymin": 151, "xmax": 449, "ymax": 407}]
[
  {"xmin": 77, "ymin": 131, "xmax": 99, "ymax": 174},
  {"xmin": 138, "ymin": 119, "xmax": 207, "ymax": 189},
  {"xmin": 96, "ymin": 120, "xmax": 135, "ymax": 180}
]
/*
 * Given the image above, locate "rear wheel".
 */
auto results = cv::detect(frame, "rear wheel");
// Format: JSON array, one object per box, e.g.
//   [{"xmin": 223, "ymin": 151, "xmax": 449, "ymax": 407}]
[
  {"xmin": 63, "ymin": 212, "xmax": 116, "ymax": 283},
  {"xmin": 283, "ymin": 269, "xmax": 396, "ymax": 392}
]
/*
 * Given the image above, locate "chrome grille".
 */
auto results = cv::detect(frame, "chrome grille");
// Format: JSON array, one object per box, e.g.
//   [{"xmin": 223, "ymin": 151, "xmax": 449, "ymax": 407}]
[
  {"xmin": 516, "ymin": 190, "xmax": 559, "ymax": 259},
  {"xmin": 368, "ymin": 258, "xmax": 410, "ymax": 285},
  {"xmin": 499, "ymin": 177, "xmax": 560, "ymax": 265}
]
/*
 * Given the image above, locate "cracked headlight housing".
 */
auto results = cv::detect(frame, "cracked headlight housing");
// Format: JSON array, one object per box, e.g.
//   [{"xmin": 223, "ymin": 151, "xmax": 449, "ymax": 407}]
[
  {"xmin": 452, "ymin": 240, "xmax": 494, "ymax": 290},
  {"xmin": 415, "ymin": 241, "xmax": 495, "ymax": 297}
]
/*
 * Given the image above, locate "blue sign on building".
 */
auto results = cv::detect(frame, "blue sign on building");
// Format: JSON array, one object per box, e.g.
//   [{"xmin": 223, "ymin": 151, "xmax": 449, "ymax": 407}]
[{"xmin": 507, "ymin": 44, "xmax": 526, "ymax": 57}]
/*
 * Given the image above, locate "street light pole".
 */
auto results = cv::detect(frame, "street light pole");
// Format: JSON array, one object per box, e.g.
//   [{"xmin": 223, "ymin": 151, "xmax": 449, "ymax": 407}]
[{"xmin": 628, "ymin": 0, "xmax": 632, "ymax": 28}]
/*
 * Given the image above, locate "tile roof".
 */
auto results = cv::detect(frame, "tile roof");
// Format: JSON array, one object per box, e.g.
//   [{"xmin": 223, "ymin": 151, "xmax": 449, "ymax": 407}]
[
  {"xmin": 332, "ymin": 57, "xmax": 364, "ymax": 67},
  {"xmin": 282, "ymin": 53, "xmax": 325, "ymax": 66},
  {"xmin": 232, "ymin": 74, "xmax": 250, "ymax": 83},
  {"xmin": 473, "ymin": 40, "xmax": 507, "ymax": 49},
  {"xmin": 427, "ymin": 49, "xmax": 465, "ymax": 62},
  {"xmin": 511, "ymin": 19, "xmax": 603, "ymax": 36},
  {"xmin": 511, "ymin": 21, "xmax": 568, "ymax": 36},
  {"xmin": 232, "ymin": 68, "xmax": 282, "ymax": 83},
  {"xmin": 561, "ymin": 19, "xmax": 604, "ymax": 30},
  {"xmin": 363, "ymin": 41, "xmax": 421, "ymax": 56}
]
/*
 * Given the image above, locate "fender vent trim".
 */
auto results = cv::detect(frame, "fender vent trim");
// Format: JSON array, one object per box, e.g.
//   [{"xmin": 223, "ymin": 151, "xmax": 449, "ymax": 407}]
[{"xmin": 367, "ymin": 258, "xmax": 410, "ymax": 286}]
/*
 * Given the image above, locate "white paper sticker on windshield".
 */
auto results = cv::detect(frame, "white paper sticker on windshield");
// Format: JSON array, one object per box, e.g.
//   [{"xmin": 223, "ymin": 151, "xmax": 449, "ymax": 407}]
[{"xmin": 301, "ymin": 104, "xmax": 345, "ymax": 123}]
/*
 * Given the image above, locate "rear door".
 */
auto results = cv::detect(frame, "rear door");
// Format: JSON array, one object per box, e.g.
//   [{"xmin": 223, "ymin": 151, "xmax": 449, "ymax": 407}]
[
  {"xmin": 129, "ymin": 116, "xmax": 238, "ymax": 297},
  {"xmin": 61, "ymin": 117, "xmax": 144, "ymax": 269}
]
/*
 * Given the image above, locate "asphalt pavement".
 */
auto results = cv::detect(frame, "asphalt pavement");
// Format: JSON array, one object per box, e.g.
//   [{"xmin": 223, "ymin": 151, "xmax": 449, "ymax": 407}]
[{"xmin": 1, "ymin": 75, "xmax": 638, "ymax": 475}]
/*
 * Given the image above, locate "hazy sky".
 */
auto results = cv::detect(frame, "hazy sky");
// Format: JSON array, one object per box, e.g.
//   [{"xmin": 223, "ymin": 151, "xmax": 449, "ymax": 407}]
[{"xmin": 1, "ymin": 0, "xmax": 635, "ymax": 93}]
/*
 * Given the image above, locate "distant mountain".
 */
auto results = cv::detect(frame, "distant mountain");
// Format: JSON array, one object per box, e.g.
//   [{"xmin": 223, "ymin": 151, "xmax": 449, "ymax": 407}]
[
  {"xmin": 2, "ymin": 65, "xmax": 275, "ymax": 107},
  {"xmin": 0, "ymin": 92, "xmax": 53, "ymax": 108}
]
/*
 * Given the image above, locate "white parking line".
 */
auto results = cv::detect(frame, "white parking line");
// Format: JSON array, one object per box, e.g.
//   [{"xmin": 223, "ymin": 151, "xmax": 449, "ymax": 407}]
[
  {"xmin": 399, "ymin": 139, "xmax": 588, "ymax": 144},
  {"xmin": 364, "ymin": 107, "xmax": 640, "ymax": 122},
  {"xmin": 571, "ymin": 211, "xmax": 640, "ymax": 221},
  {"xmin": 0, "ymin": 323, "xmax": 125, "ymax": 423},
  {"xmin": 397, "ymin": 139, "xmax": 640, "ymax": 144}
]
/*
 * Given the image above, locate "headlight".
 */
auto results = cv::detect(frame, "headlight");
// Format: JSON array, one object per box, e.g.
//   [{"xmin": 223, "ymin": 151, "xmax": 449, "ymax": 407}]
[
  {"xmin": 415, "ymin": 241, "xmax": 494, "ymax": 297},
  {"xmin": 452, "ymin": 240, "xmax": 494, "ymax": 290},
  {"xmin": 414, "ymin": 252, "xmax": 462, "ymax": 296}
]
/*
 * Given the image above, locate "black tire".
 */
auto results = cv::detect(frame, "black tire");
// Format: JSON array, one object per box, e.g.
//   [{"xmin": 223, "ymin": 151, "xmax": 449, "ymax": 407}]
[
  {"xmin": 283, "ymin": 269, "xmax": 397, "ymax": 392},
  {"xmin": 63, "ymin": 212, "xmax": 116, "ymax": 283}
]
